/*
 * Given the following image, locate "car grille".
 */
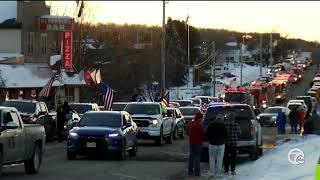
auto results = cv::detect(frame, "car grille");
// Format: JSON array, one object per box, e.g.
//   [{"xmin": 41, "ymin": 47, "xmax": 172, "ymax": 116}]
[
  {"xmin": 260, "ymin": 116, "xmax": 272, "ymax": 123},
  {"xmin": 133, "ymin": 120, "xmax": 150, "ymax": 127},
  {"xmin": 78, "ymin": 136, "xmax": 108, "ymax": 151}
]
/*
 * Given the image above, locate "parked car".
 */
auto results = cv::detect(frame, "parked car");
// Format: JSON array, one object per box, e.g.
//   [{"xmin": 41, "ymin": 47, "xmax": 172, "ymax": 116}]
[
  {"xmin": 167, "ymin": 107, "xmax": 185, "ymax": 139},
  {"xmin": 173, "ymin": 100, "xmax": 193, "ymax": 107},
  {"xmin": 203, "ymin": 104, "xmax": 262, "ymax": 161},
  {"xmin": 287, "ymin": 100, "xmax": 308, "ymax": 114},
  {"xmin": 2, "ymin": 99, "xmax": 56, "ymax": 141},
  {"xmin": 0, "ymin": 106, "xmax": 46, "ymax": 175},
  {"xmin": 179, "ymin": 106, "xmax": 201, "ymax": 128},
  {"xmin": 67, "ymin": 111, "xmax": 138, "ymax": 160},
  {"xmin": 296, "ymin": 96, "xmax": 313, "ymax": 113},
  {"xmin": 257, "ymin": 106, "xmax": 290, "ymax": 126},
  {"xmin": 124, "ymin": 102, "xmax": 173, "ymax": 145},
  {"xmin": 187, "ymin": 98, "xmax": 202, "ymax": 107},
  {"xmin": 287, "ymin": 103, "xmax": 304, "ymax": 113},
  {"xmin": 69, "ymin": 103, "xmax": 100, "ymax": 117},
  {"xmin": 111, "ymin": 102, "xmax": 129, "ymax": 111}
]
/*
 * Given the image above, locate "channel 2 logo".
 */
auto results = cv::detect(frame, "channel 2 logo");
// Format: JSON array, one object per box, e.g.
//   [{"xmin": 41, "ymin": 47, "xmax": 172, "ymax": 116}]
[{"xmin": 288, "ymin": 148, "xmax": 305, "ymax": 165}]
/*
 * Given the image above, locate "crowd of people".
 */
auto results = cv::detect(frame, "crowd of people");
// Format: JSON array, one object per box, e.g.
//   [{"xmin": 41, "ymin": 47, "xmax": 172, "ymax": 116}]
[{"xmin": 187, "ymin": 110, "xmax": 241, "ymax": 178}]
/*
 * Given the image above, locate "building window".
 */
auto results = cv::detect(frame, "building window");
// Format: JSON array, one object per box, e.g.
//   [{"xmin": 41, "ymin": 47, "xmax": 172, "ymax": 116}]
[
  {"xmin": 40, "ymin": 33, "xmax": 47, "ymax": 56},
  {"xmin": 27, "ymin": 32, "xmax": 34, "ymax": 54}
]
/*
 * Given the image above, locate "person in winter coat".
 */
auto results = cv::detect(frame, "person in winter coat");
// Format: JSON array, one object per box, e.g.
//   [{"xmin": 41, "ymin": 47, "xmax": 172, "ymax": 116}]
[
  {"xmin": 187, "ymin": 111, "xmax": 204, "ymax": 176},
  {"xmin": 289, "ymin": 107, "xmax": 299, "ymax": 134},
  {"xmin": 206, "ymin": 114, "xmax": 227, "ymax": 177},
  {"xmin": 298, "ymin": 108, "xmax": 305, "ymax": 133},
  {"xmin": 276, "ymin": 111, "xmax": 286, "ymax": 134},
  {"xmin": 304, "ymin": 110, "xmax": 315, "ymax": 134},
  {"xmin": 224, "ymin": 112, "xmax": 241, "ymax": 175},
  {"xmin": 56, "ymin": 105, "xmax": 66, "ymax": 142}
]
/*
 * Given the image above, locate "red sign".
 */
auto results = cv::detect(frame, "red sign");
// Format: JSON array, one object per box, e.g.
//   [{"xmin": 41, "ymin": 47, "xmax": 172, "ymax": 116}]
[
  {"xmin": 39, "ymin": 16, "xmax": 74, "ymax": 31},
  {"xmin": 63, "ymin": 31, "xmax": 73, "ymax": 70}
]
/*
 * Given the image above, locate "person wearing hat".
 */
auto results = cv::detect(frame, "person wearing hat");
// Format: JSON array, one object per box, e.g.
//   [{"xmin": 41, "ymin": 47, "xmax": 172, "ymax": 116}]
[
  {"xmin": 206, "ymin": 113, "xmax": 227, "ymax": 177},
  {"xmin": 187, "ymin": 111, "xmax": 204, "ymax": 176}
]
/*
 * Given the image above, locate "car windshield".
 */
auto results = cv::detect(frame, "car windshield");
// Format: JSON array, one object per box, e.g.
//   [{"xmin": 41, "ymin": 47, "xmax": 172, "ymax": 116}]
[
  {"xmin": 224, "ymin": 92, "xmax": 245, "ymax": 103},
  {"xmin": 204, "ymin": 105, "xmax": 254, "ymax": 127},
  {"xmin": 2, "ymin": 101, "xmax": 36, "ymax": 114},
  {"xmin": 124, "ymin": 104, "xmax": 160, "ymax": 115},
  {"xmin": 176, "ymin": 101, "xmax": 192, "ymax": 106},
  {"xmin": 190, "ymin": 99, "xmax": 201, "ymax": 105},
  {"xmin": 179, "ymin": 108, "xmax": 199, "ymax": 116},
  {"xmin": 69, "ymin": 104, "xmax": 92, "ymax": 114},
  {"xmin": 198, "ymin": 97, "xmax": 209, "ymax": 104},
  {"xmin": 112, "ymin": 103, "xmax": 127, "ymax": 111},
  {"xmin": 78, "ymin": 113, "xmax": 121, "ymax": 127},
  {"xmin": 264, "ymin": 108, "xmax": 282, "ymax": 114}
]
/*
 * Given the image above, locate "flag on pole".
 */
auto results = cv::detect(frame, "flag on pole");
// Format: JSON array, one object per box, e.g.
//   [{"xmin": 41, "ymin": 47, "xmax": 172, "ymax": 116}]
[
  {"xmin": 161, "ymin": 91, "xmax": 170, "ymax": 107},
  {"xmin": 101, "ymin": 83, "xmax": 114, "ymax": 111},
  {"xmin": 77, "ymin": 0, "xmax": 84, "ymax": 17},
  {"xmin": 39, "ymin": 73, "xmax": 59, "ymax": 97}
]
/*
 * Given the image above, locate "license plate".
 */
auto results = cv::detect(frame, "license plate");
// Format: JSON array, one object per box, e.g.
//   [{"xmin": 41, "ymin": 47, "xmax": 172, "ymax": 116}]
[{"xmin": 86, "ymin": 142, "xmax": 96, "ymax": 148}]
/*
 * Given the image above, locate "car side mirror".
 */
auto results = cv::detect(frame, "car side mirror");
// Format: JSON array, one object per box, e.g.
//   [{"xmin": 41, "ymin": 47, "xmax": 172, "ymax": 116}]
[{"xmin": 3, "ymin": 122, "xmax": 19, "ymax": 130}]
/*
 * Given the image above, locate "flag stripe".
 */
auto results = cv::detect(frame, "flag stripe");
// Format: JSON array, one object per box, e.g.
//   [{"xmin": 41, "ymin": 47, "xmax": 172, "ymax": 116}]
[
  {"xmin": 39, "ymin": 73, "xmax": 58, "ymax": 97},
  {"xmin": 101, "ymin": 83, "xmax": 114, "ymax": 111}
]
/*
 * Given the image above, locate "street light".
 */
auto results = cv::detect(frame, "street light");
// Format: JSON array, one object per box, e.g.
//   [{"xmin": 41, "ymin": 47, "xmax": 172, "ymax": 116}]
[{"xmin": 240, "ymin": 34, "xmax": 252, "ymax": 86}]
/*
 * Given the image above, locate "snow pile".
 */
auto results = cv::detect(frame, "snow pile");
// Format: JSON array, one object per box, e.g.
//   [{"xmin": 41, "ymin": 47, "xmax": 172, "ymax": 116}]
[
  {"xmin": 0, "ymin": 1, "xmax": 17, "ymax": 23},
  {"xmin": 50, "ymin": 55, "xmax": 61, "ymax": 66},
  {"xmin": 236, "ymin": 135, "xmax": 320, "ymax": 180},
  {"xmin": 0, "ymin": 53, "xmax": 23, "ymax": 61}
]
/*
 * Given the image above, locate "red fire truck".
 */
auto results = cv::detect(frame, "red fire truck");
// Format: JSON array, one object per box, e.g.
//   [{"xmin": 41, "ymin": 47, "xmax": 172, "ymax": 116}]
[
  {"xmin": 269, "ymin": 73, "xmax": 291, "ymax": 103},
  {"xmin": 224, "ymin": 87, "xmax": 255, "ymax": 107},
  {"xmin": 247, "ymin": 81, "xmax": 271, "ymax": 111}
]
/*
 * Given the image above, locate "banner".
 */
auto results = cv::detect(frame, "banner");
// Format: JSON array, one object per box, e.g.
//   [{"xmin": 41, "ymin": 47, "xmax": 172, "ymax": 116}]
[{"xmin": 63, "ymin": 31, "xmax": 73, "ymax": 71}]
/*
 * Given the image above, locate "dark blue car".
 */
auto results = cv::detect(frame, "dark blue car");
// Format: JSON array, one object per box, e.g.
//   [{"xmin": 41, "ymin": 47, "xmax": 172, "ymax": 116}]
[{"xmin": 67, "ymin": 111, "xmax": 138, "ymax": 160}]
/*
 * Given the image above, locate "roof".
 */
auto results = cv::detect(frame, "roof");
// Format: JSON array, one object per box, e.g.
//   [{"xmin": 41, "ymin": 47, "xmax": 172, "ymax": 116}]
[{"xmin": 0, "ymin": 63, "xmax": 86, "ymax": 88}]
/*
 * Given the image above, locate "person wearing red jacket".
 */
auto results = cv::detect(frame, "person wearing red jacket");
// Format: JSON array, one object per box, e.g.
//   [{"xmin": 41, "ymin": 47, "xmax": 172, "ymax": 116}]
[
  {"xmin": 298, "ymin": 109, "xmax": 305, "ymax": 133},
  {"xmin": 187, "ymin": 111, "xmax": 204, "ymax": 176}
]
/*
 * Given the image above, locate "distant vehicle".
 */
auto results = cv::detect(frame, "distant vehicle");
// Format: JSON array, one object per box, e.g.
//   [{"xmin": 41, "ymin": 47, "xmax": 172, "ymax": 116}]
[
  {"xmin": 67, "ymin": 111, "xmax": 138, "ymax": 160},
  {"xmin": 287, "ymin": 103, "xmax": 304, "ymax": 112},
  {"xmin": 173, "ymin": 100, "xmax": 193, "ymax": 107},
  {"xmin": 167, "ymin": 107, "xmax": 185, "ymax": 139},
  {"xmin": 290, "ymin": 74, "xmax": 299, "ymax": 83},
  {"xmin": 187, "ymin": 98, "xmax": 202, "ymax": 107},
  {"xmin": 124, "ymin": 102, "xmax": 173, "ymax": 145},
  {"xmin": 179, "ymin": 106, "xmax": 201, "ymax": 128},
  {"xmin": 313, "ymin": 77, "xmax": 320, "ymax": 83},
  {"xmin": 257, "ymin": 106, "xmax": 290, "ymax": 126},
  {"xmin": 307, "ymin": 90, "xmax": 317, "ymax": 98},
  {"xmin": 195, "ymin": 96, "xmax": 211, "ymax": 105},
  {"xmin": 287, "ymin": 100, "xmax": 308, "ymax": 113},
  {"xmin": 111, "ymin": 102, "xmax": 129, "ymax": 111},
  {"xmin": 169, "ymin": 102, "xmax": 180, "ymax": 108},
  {"xmin": 268, "ymin": 64, "xmax": 282, "ymax": 74},
  {"xmin": 69, "ymin": 103, "xmax": 100, "ymax": 117},
  {"xmin": 0, "ymin": 106, "xmax": 45, "ymax": 175},
  {"xmin": 2, "ymin": 99, "xmax": 57, "ymax": 141},
  {"xmin": 203, "ymin": 104, "xmax": 262, "ymax": 161}
]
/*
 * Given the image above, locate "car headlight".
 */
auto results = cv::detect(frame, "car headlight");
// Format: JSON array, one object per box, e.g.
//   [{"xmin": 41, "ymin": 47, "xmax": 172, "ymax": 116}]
[
  {"xmin": 276, "ymin": 95, "xmax": 282, "ymax": 99},
  {"xmin": 271, "ymin": 116, "xmax": 277, "ymax": 120},
  {"xmin": 294, "ymin": 77, "xmax": 298, "ymax": 81},
  {"xmin": 257, "ymin": 116, "xmax": 260, "ymax": 119},
  {"xmin": 262, "ymin": 104, "xmax": 267, "ymax": 108},
  {"xmin": 109, "ymin": 133, "xmax": 119, "ymax": 137},
  {"xmin": 298, "ymin": 75, "xmax": 302, "ymax": 78},
  {"xmin": 152, "ymin": 119, "xmax": 158, "ymax": 126},
  {"xmin": 69, "ymin": 132, "xmax": 78, "ymax": 137},
  {"xmin": 64, "ymin": 125, "xmax": 67, "ymax": 129}
]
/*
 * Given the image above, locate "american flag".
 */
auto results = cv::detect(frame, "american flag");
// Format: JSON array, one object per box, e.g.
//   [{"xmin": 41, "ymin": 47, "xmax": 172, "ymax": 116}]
[
  {"xmin": 39, "ymin": 73, "xmax": 59, "ymax": 97},
  {"xmin": 101, "ymin": 83, "xmax": 114, "ymax": 111},
  {"xmin": 161, "ymin": 91, "xmax": 170, "ymax": 107}
]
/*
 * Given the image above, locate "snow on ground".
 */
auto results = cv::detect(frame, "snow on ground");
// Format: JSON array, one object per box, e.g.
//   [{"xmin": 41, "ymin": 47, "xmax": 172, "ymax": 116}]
[
  {"xmin": 50, "ymin": 55, "xmax": 61, "ymax": 66},
  {"xmin": 235, "ymin": 135, "xmax": 320, "ymax": 180}
]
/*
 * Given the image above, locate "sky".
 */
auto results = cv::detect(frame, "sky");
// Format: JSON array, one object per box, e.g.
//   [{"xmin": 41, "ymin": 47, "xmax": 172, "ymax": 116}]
[{"xmin": 46, "ymin": 1, "xmax": 320, "ymax": 42}]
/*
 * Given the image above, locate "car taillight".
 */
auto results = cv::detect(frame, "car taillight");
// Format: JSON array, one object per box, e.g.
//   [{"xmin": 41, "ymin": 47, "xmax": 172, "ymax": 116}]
[{"xmin": 250, "ymin": 124, "xmax": 255, "ymax": 137}]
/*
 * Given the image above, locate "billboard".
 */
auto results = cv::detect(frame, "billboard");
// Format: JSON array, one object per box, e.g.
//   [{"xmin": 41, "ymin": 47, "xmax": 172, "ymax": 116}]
[
  {"xmin": 63, "ymin": 31, "xmax": 73, "ymax": 70},
  {"xmin": 39, "ymin": 16, "xmax": 74, "ymax": 32}
]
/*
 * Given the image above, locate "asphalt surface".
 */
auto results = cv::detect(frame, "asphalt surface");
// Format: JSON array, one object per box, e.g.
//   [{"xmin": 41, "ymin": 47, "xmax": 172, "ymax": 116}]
[{"xmin": 1, "ymin": 65, "xmax": 318, "ymax": 180}]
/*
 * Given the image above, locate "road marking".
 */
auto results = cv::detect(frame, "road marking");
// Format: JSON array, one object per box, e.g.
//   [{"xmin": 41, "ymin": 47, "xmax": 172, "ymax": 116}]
[{"xmin": 112, "ymin": 173, "xmax": 138, "ymax": 179}]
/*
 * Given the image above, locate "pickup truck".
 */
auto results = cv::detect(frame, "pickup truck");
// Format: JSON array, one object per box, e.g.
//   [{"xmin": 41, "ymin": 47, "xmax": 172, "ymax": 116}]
[
  {"xmin": 124, "ymin": 102, "xmax": 173, "ymax": 145},
  {"xmin": 2, "ymin": 99, "xmax": 57, "ymax": 141},
  {"xmin": 203, "ymin": 103, "xmax": 262, "ymax": 161},
  {"xmin": 0, "ymin": 106, "xmax": 45, "ymax": 175}
]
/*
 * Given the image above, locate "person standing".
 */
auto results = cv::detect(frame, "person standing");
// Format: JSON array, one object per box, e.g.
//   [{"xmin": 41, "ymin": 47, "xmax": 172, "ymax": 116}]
[
  {"xmin": 289, "ymin": 107, "xmax": 299, "ymax": 134},
  {"xmin": 224, "ymin": 112, "xmax": 241, "ymax": 175},
  {"xmin": 57, "ymin": 105, "xmax": 66, "ymax": 142},
  {"xmin": 276, "ymin": 111, "xmax": 286, "ymax": 134},
  {"xmin": 206, "ymin": 114, "xmax": 227, "ymax": 177},
  {"xmin": 298, "ymin": 108, "xmax": 305, "ymax": 134},
  {"xmin": 187, "ymin": 111, "xmax": 204, "ymax": 176}
]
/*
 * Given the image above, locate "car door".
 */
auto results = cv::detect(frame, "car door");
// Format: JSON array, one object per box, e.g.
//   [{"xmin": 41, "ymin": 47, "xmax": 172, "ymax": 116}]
[
  {"xmin": 10, "ymin": 110, "xmax": 25, "ymax": 161},
  {"xmin": 121, "ymin": 115, "xmax": 130, "ymax": 149},
  {"xmin": 124, "ymin": 114, "xmax": 135, "ymax": 147},
  {"xmin": 2, "ymin": 111, "xmax": 18, "ymax": 163},
  {"xmin": 162, "ymin": 111, "xmax": 171, "ymax": 136}
]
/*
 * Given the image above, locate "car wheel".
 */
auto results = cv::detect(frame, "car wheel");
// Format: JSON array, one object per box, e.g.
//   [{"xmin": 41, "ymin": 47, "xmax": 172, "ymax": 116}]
[
  {"xmin": 249, "ymin": 145, "xmax": 259, "ymax": 161},
  {"xmin": 0, "ymin": 151, "xmax": 3, "ymax": 176},
  {"xmin": 155, "ymin": 127, "xmax": 164, "ymax": 146},
  {"xmin": 24, "ymin": 143, "xmax": 42, "ymax": 174},
  {"xmin": 67, "ymin": 151, "xmax": 77, "ymax": 160},
  {"xmin": 179, "ymin": 127, "xmax": 185, "ymax": 139},
  {"xmin": 173, "ymin": 126, "xmax": 178, "ymax": 140},
  {"xmin": 128, "ymin": 143, "xmax": 138, "ymax": 157},
  {"xmin": 165, "ymin": 131, "xmax": 173, "ymax": 144}
]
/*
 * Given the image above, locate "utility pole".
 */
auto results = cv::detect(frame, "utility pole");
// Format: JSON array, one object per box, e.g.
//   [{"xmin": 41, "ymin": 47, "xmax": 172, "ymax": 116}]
[
  {"xmin": 240, "ymin": 40, "xmax": 243, "ymax": 86},
  {"xmin": 260, "ymin": 34, "xmax": 263, "ymax": 77},
  {"xmin": 210, "ymin": 42, "xmax": 216, "ymax": 97},
  {"xmin": 270, "ymin": 33, "xmax": 273, "ymax": 65},
  {"xmin": 160, "ymin": 0, "xmax": 166, "ymax": 97},
  {"xmin": 186, "ymin": 14, "xmax": 190, "ymax": 85}
]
